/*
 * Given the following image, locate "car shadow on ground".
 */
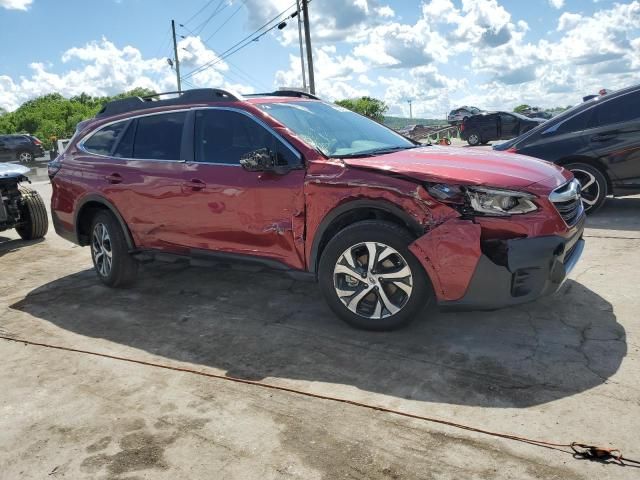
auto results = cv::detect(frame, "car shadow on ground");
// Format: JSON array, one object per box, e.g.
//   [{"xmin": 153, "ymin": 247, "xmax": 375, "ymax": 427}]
[
  {"xmin": 0, "ymin": 236, "xmax": 44, "ymax": 257},
  {"xmin": 11, "ymin": 261, "xmax": 626, "ymax": 409},
  {"xmin": 586, "ymin": 197, "xmax": 640, "ymax": 232}
]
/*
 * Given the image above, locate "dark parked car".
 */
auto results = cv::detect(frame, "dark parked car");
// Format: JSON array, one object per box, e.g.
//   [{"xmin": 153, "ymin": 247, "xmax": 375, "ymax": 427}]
[
  {"xmin": 494, "ymin": 84, "xmax": 640, "ymax": 213},
  {"xmin": 0, "ymin": 134, "xmax": 45, "ymax": 163},
  {"xmin": 50, "ymin": 88, "xmax": 584, "ymax": 330},
  {"xmin": 461, "ymin": 112, "xmax": 545, "ymax": 146}
]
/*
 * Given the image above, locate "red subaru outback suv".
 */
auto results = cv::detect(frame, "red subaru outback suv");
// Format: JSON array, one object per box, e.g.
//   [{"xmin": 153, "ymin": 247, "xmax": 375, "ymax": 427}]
[{"xmin": 50, "ymin": 89, "xmax": 585, "ymax": 330}]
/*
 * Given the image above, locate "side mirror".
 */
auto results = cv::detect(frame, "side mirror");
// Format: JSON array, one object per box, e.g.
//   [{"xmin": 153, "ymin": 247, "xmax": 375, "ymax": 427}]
[{"xmin": 240, "ymin": 148, "xmax": 290, "ymax": 174}]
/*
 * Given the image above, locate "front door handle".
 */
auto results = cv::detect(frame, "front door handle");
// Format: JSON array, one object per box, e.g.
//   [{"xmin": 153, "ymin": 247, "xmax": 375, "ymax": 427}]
[
  {"xmin": 105, "ymin": 173, "xmax": 122, "ymax": 184},
  {"xmin": 590, "ymin": 133, "xmax": 617, "ymax": 142},
  {"xmin": 183, "ymin": 179, "xmax": 206, "ymax": 191}
]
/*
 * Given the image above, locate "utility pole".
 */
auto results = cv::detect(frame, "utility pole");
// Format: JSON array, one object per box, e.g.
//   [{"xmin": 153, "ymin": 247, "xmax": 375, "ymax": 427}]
[
  {"xmin": 408, "ymin": 100, "xmax": 413, "ymax": 120},
  {"xmin": 296, "ymin": 0, "xmax": 307, "ymax": 92},
  {"xmin": 171, "ymin": 19, "xmax": 182, "ymax": 93},
  {"xmin": 301, "ymin": 0, "xmax": 315, "ymax": 95}
]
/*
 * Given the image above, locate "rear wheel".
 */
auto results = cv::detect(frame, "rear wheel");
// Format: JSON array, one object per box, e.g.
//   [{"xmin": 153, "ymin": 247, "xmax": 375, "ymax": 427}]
[
  {"xmin": 565, "ymin": 162, "xmax": 608, "ymax": 213},
  {"xmin": 90, "ymin": 211, "xmax": 138, "ymax": 287},
  {"xmin": 318, "ymin": 221, "xmax": 431, "ymax": 331},
  {"xmin": 16, "ymin": 187, "xmax": 48, "ymax": 240},
  {"xmin": 467, "ymin": 131, "xmax": 481, "ymax": 146}
]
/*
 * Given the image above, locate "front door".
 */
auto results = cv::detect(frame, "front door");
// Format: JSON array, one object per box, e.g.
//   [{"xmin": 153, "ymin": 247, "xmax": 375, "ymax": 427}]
[
  {"xmin": 177, "ymin": 108, "xmax": 306, "ymax": 270},
  {"xmin": 587, "ymin": 91, "xmax": 640, "ymax": 189}
]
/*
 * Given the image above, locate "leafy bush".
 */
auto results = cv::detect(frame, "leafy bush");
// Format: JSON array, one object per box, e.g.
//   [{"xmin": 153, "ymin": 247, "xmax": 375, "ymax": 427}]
[{"xmin": 0, "ymin": 88, "xmax": 156, "ymax": 149}]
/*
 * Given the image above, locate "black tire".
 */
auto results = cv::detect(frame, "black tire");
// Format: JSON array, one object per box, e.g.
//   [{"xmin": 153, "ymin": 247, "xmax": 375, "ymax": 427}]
[
  {"xmin": 564, "ymin": 162, "xmax": 608, "ymax": 214},
  {"xmin": 17, "ymin": 150, "xmax": 34, "ymax": 164},
  {"xmin": 466, "ymin": 131, "xmax": 481, "ymax": 146},
  {"xmin": 90, "ymin": 210, "xmax": 138, "ymax": 287},
  {"xmin": 16, "ymin": 187, "xmax": 48, "ymax": 240},
  {"xmin": 318, "ymin": 220, "xmax": 431, "ymax": 331}
]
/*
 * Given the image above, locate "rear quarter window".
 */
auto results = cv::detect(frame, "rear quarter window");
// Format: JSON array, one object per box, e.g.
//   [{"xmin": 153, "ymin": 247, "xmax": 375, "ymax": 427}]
[{"xmin": 83, "ymin": 121, "xmax": 128, "ymax": 155}]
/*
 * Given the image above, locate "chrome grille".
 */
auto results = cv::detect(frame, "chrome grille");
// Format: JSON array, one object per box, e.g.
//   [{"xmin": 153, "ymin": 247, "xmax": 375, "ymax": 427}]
[{"xmin": 549, "ymin": 179, "xmax": 583, "ymax": 225}]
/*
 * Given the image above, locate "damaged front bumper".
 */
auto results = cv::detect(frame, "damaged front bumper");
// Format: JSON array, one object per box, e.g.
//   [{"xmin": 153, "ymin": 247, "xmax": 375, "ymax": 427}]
[{"xmin": 409, "ymin": 215, "xmax": 585, "ymax": 310}]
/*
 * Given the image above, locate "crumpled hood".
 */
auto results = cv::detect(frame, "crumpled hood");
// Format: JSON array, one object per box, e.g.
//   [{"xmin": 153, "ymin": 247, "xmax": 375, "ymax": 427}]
[
  {"xmin": 0, "ymin": 163, "xmax": 30, "ymax": 178},
  {"xmin": 342, "ymin": 146, "xmax": 568, "ymax": 191}
]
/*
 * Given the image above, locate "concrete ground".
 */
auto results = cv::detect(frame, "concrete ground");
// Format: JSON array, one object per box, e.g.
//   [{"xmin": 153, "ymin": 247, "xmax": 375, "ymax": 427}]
[{"xmin": 1, "ymin": 180, "xmax": 639, "ymax": 479}]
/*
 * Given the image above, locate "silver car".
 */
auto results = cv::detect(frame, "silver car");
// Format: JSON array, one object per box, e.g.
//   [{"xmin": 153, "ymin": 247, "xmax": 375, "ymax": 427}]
[{"xmin": 448, "ymin": 106, "xmax": 482, "ymax": 125}]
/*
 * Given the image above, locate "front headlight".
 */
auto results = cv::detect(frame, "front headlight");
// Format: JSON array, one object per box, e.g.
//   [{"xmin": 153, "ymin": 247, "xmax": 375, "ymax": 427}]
[
  {"xmin": 426, "ymin": 184, "xmax": 538, "ymax": 216},
  {"xmin": 466, "ymin": 187, "xmax": 537, "ymax": 216}
]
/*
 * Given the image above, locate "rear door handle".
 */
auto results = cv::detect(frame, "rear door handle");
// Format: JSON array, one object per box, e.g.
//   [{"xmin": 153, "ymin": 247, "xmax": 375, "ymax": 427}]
[
  {"xmin": 105, "ymin": 173, "xmax": 122, "ymax": 184},
  {"xmin": 183, "ymin": 179, "xmax": 206, "ymax": 191}
]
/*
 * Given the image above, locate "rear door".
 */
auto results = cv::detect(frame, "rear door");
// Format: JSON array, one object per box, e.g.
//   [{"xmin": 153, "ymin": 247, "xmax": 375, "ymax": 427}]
[
  {"xmin": 176, "ymin": 108, "xmax": 306, "ymax": 269},
  {"xmin": 586, "ymin": 91, "xmax": 640, "ymax": 189},
  {"xmin": 77, "ymin": 111, "xmax": 190, "ymax": 250}
]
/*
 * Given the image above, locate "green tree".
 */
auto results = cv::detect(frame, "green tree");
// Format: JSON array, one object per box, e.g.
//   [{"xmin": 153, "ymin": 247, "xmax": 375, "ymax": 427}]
[
  {"xmin": 335, "ymin": 96, "xmax": 388, "ymax": 122},
  {"xmin": 0, "ymin": 88, "xmax": 157, "ymax": 149},
  {"xmin": 513, "ymin": 104, "xmax": 531, "ymax": 114}
]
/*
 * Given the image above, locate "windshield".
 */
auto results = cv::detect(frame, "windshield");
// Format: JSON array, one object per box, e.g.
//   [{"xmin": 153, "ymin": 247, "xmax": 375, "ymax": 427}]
[
  {"xmin": 469, "ymin": 107, "xmax": 481, "ymax": 114},
  {"xmin": 258, "ymin": 101, "xmax": 415, "ymax": 157}
]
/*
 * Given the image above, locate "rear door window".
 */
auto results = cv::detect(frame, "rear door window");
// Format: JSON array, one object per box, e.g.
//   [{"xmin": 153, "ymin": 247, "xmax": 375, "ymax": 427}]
[
  {"xmin": 113, "ymin": 120, "xmax": 136, "ymax": 158},
  {"xmin": 132, "ymin": 112, "xmax": 186, "ymax": 160},
  {"xmin": 83, "ymin": 121, "xmax": 128, "ymax": 155},
  {"xmin": 590, "ymin": 92, "xmax": 640, "ymax": 127}
]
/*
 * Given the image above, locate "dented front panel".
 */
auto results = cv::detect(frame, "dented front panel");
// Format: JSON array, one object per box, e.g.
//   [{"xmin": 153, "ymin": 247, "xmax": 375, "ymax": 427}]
[
  {"xmin": 409, "ymin": 220, "xmax": 482, "ymax": 301},
  {"xmin": 303, "ymin": 158, "xmax": 461, "ymax": 270}
]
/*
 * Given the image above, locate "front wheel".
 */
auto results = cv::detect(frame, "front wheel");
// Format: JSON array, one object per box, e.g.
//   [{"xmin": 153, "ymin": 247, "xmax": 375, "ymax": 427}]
[
  {"xmin": 90, "ymin": 211, "xmax": 138, "ymax": 287},
  {"xmin": 16, "ymin": 187, "xmax": 48, "ymax": 240},
  {"xmin": 17, "ymin": 150, "xmax": 34, "ymax": 164},
  {"xmin": 565, "ymin": 163, "xmax": 608, "ymax": 213},
  {"xmin": 318, "ymin": 221, "xmax": 431, "ymax": 331}
]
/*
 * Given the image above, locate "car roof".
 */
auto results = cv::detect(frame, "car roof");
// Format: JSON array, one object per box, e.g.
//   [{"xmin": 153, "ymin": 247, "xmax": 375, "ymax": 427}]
[{"xmin": 94, "ymin": 88, "xmax": 320, "ymax": 120}]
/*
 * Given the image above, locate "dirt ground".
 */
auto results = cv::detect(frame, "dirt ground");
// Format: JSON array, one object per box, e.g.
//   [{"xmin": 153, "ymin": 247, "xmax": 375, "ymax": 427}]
[{"xmin": 1, "ymin": 181, "xmax": 639, "ymax": 479}]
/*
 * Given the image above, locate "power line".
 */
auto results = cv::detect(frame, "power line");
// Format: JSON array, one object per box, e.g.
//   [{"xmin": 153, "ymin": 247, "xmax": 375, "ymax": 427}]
[
  {"xmin": 182, "ymin": 0, "xmax": 216, "ymax": 26},
  {"xmin": 182, "ymin": 1, "xmax": 298, "ymax": 81},
  {"xmin": 193, "ymin": 0, "xmax": 227, "ymax": 36},
  {"xmin": 204, "ymin": 0, "xmax": 247, "ymax": 44},
  {"xmin": 179, "ymin": 18, "xmax": 269, "ymax": 91}
]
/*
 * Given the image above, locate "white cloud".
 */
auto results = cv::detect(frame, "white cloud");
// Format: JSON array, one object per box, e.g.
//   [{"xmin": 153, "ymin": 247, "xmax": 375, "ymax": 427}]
[
  {"xmin": 556, "ymin": 12, "xmax": 582, "ymax": 31},
  {"xmin": 2, "ymin": 0, "xmax": 639, "ymax": 118},
  {"xmin": 548, "ymin": 0, "xmax": 564, "ymax": 9},
  {"xmin": 0, "ymin": 0, "xmax": 32, "ymax": 10},
  {"xmin": 0, "ymin": 37, "xmax": 253, "ymax": 111}
]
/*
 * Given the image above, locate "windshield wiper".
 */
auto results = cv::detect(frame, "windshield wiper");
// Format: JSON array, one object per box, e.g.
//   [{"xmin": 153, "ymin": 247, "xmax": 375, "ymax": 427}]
[{"xmin": 331, "ymin": 145, "xmax": 420, "ymax": 159}]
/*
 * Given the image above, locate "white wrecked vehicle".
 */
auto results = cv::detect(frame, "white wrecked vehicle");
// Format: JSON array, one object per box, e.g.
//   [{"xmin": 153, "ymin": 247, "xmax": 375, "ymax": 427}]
[{"xmin": 0, "ymin": 163, "xmax": 48, "ymax": 239}]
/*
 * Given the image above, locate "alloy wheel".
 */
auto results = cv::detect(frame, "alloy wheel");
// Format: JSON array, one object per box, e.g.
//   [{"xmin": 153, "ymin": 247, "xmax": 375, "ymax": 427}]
[
  {"xmin": 92, "ymin": 223, "xmax": 113, "ymax": 278},
  {"xmin": 18, "ymin": 152, "xmax": 33, "ymax": 163},
  {"xmin": 333, "ymin": 242, "xmax": 413, "ymax": 320},
  {"xmin": 571, "ymin": 168, "xmax": 600, "ymax": 211},
  {"xmin": 468, "ymin": 133, "xmax": 479, "ymax": 145}
]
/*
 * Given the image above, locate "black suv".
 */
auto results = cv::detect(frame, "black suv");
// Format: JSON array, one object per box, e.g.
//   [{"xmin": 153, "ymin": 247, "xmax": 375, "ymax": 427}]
[
  {"xmin": 494, "ymin": 84, "xmax": 640, "ymax": 212},
  {"xmin": 0, "ymin": 134, "xmax": 45, "ymax": 164},
  {"xmin": 461, "ymin": 112, "xmax": 544, "ymax": 146}
]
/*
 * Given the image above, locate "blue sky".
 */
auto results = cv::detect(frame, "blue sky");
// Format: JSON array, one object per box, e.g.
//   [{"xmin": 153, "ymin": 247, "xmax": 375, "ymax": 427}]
[{"xmin": 1, "ymin": 0, "xmax": 639, "ymax": 117}]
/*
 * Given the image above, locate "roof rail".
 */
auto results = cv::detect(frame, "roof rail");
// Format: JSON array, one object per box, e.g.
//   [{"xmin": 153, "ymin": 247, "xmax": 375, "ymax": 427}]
[
  {"xmin": 247, "ymin": 90, "xmax": 321, "ymax": 100},
  {"xmin": 95, "ymin": 88, "xmax": 241, "ymax": 118}
]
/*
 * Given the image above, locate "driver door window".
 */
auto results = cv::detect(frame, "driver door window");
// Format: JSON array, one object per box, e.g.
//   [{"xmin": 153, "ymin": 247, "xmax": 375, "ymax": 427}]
[{"xmin": 194, "ymin": 109, "xmax": 298, "ymax": 166}]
